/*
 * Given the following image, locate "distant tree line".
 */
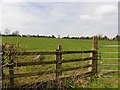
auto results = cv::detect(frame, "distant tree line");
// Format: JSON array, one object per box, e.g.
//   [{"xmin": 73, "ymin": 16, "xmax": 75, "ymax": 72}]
[
  {"xmin": 0, "ymin": 28, "xmax": 120, "ymax": 41},
  {"xmin": 62, "ymin": 35, "xmax": 120, "ymax": 41}
]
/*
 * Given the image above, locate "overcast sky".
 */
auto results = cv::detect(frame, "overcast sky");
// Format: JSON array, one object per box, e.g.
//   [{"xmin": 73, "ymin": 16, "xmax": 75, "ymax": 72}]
[{"xmin": 0, "ymin": 0, "xmax": 118, "ymax": 38}]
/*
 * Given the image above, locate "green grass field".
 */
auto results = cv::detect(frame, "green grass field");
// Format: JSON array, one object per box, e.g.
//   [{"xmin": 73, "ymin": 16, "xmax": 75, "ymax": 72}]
[
  {"xmin": 2, "ymin": 36, "xmax": 119, "ymax": 88},
  {"xmin": 2, "ymin": 36, "xmax": 118, "ymax": 51}
]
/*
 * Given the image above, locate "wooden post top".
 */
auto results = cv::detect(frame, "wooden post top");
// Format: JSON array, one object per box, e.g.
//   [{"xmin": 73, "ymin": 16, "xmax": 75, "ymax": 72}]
[{"xmin": 93, "ymin": 36, "xmax": 98, "ymax": 50}]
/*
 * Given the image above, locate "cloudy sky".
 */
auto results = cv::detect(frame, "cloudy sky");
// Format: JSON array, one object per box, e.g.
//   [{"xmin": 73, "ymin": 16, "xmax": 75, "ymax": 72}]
[{"xmin": 0, "ymin": 0, "xmax": 118, "ymax": 38}]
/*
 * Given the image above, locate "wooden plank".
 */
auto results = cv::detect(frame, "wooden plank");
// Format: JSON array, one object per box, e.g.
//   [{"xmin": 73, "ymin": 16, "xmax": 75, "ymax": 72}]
[
  {"xmin": 103, "ymin": 76, "xmax": 118, "ymax": 78},
  {"xmin": 100, "ymin": 64, "xmax": 119, "ymax": 66},
  {"xmin": 62, "ymin": 64, "xmax": 92, "ymax": 72},
  {"xmin": 102, "ymin": 70, "xmax": 120, "ymax": 75},
  {"xmin": 5, "ymin": 69, "xmax": 57, "ymax": 78},
  {"xmin": 101, "ymin": 70, "xmax": 120, "ymax": 72},
  {"xmin": 63, "ymin": 57, "xmax": 93, "ymax": 63},
  {"xmin": 15, "ymin": 60, "xmax": 56, "ymax": 66},
  {"xmin": 11, "ymin": 71, "xmax": 94, "ymax": 88},
  {"xmin": 9, "ymin": 50, "xmax": 94, "ymax": 55},
  {"xmin": 57, "ymin": 71, "xmax": 94, "ymax": 81},
  {"xmin": 60, "ymin": 50, "xmax": 94, "ymax": 54},
  {"xmin": 11, "ymin": 51, "xmax": 56, "ymax": 55},
  {"xmin": 102, "ymin": 58, "xmax": 120, "ymax": 60},
  {"xmin": 3, "ymin": 57, "xmax": 93, "ymax": 67},
  {"xmin": 4, "ymin": 64, "xmax": 92, "ymax": 79},
  {"xmin": 101, "ymin": 52, "xmax": 120, "ymax": 54},
  {"xmin": 100, "ymin": 45, "xmax": 120, "ymax": 48}
]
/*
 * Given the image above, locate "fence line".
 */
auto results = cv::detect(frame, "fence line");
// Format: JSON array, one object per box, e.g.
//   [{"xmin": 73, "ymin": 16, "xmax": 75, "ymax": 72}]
[
  {"xmin": 98, "ymin": 43, "xmax": 119, "ymax": 77},
  {"xmin": 2, "ymin": 36, "xmax": 98, "ymax": 88},
  {"xmin": 10, "ymin": 50, "xmax": 94, "ymax": 55},
  {"xmin": 2, "ymin": 57, "xmax": 93, "ymax": 67},
  {"xmin": 3, "ymin": 49, "xmax": 97, "ymax": 87}
]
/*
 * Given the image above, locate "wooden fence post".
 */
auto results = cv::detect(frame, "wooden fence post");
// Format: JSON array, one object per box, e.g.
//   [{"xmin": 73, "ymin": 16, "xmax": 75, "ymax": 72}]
[
  {"xmin": 8, "ymin": 53, "xmax": 14, "ymax": 87},
  {"xmin": 56, "ymin": 45, "xmax": 62, "ymax": 78},
  {"xmin": 92, "ymin": 36, "xmax": 98, "ymax": 74}
]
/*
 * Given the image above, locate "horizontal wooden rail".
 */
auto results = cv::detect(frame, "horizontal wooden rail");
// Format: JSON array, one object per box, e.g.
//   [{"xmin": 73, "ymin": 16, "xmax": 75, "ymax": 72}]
[
  {"xmin": 62, "ymin": 64, "xmax": 92, "ymax": 72},
  {"xmin": 4, "ymin": 64, "xmax": 92, "ymax": 79},
  {"xmin": 59, "ymin": 50, "xmax": 94, "ymax": 54},
  {"xmin": 102, "ymin": 70, "xmax": 120, "ymax": 75},
  {"xmin": 101, "ymin": 52, "xmax": 120, "ymax": 54},
  {"xmin": 9, "ymin": 50, "xmax": 94, "ymax": 55},
  {"xmin": 99, "ymin": 64, "xmax": 119, "ymax": 66},
  {"xmin": 99, "ymin": 45, "xmax": 120, "ymax": 48},
  {"xmin": 103, "ymin": 76, "xmax": 118, "ymax": 78},
  {"xmin": 101, "ymin": 70, "xmax": 120, "ymax": 72},
  {"xmin": 62, "ymin": 57, "xmax": 93, "ymax": 63},
  {"xmin": 10, "ymin": 71, "xmax": 94, "ymax": 88},
  {"xmin": 102, "ymin": 58, "xmax": 120, "ymax": 60},
  {"xmin": 2, "ymin": 57, "xmax": 93, "ymax": 67}
]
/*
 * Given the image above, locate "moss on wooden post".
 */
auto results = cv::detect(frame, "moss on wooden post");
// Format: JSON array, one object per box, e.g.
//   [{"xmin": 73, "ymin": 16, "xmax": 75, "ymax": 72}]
[
  {"xmin": 88, "ymin": 36, "xmax": 98, "ymax": 73},
  {"xmin": 56, "ymin": 45, "xmax": 62, "ymax": 78},
  {"xmin": 55, "ymin": 45, "xmax": 62, "ymax": 89},
  {"xmin": 92, "ymin": 36, "xmax": 98, "ymax": 73}
]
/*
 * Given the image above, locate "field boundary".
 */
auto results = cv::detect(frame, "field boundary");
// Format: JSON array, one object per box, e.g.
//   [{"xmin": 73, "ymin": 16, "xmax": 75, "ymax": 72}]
[
  {"xmin": 2, "ymin": 36, "xmax": 98, "ymax": 88},
  {"xmin": 98, "ymin": 44, "xmax": 119, "ymax": 77}
]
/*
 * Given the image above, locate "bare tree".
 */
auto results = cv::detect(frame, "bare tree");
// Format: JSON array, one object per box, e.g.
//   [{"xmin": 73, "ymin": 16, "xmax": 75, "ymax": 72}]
[
  {"xmin": 12, "ymin": 30, "xmax": 19, "ymax": 36},
  {"xmin": 4, "ymin": 28, "xmax": 10, "ymax": 35}
]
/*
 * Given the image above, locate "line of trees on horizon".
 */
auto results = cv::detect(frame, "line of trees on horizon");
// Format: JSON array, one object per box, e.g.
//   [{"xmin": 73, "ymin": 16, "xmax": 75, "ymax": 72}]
[{"xmin": 0, "ymin": 28, "xmax": 120, "ymax": 41}]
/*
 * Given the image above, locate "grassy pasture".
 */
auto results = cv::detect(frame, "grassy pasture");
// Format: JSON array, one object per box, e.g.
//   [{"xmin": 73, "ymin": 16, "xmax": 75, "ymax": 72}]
[
  {"xmin": 2, "ymin": 36, "xmax": 93, "ymax": 51},
  {"xmin": 2, "ymin": 36, "xmax": 119, "ymax": 88}
]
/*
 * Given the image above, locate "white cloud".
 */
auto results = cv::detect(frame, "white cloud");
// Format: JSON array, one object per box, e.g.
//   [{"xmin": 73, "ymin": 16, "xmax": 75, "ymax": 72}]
[
  {"xmin": 95, "ymin": 5, "xmax": 118, "ymax": 16},
  {"xmin": 80, "ymin": 15, "xmax": 91, "ymax": 20},
  {"xmin": 42, "ymin": 4, "xmax": 66, "ymax": 23},
  {"xmin": 80, "ymin": 5, "xmax": 118, "ymax": 21},
  {"xmin": 1, "ymin": 2, "xmax": 39, "ymax": 34},
  {"xmin": 1, "ymin": 0, "xmax": 119, "ymax": 2},
  {"xmin": 1, "ymin": 2, "xmax": 67, "ymax": 34},
  {"xmin": 0, "ymin": 2, "xmax": 118, "ymax": 38}
]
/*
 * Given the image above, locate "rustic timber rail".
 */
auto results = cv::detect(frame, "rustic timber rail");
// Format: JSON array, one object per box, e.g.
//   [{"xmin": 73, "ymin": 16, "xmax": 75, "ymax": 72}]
[
  {"xmin": 2, "ymin": 36, "xmax": 98, "ymax": 88},
  {"xmin": 98, "ymin": 44, "xmax": 120, "ymax": 77}
]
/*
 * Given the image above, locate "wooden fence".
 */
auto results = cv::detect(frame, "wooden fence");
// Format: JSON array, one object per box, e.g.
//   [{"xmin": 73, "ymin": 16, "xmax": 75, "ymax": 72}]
[
  {"xmin": 98, "ymin": 45, "xmax": 120, "ymax": 77},
  {"xmin": 2, "ymin": 36, "xmax": 98, "ymax": 88}
]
